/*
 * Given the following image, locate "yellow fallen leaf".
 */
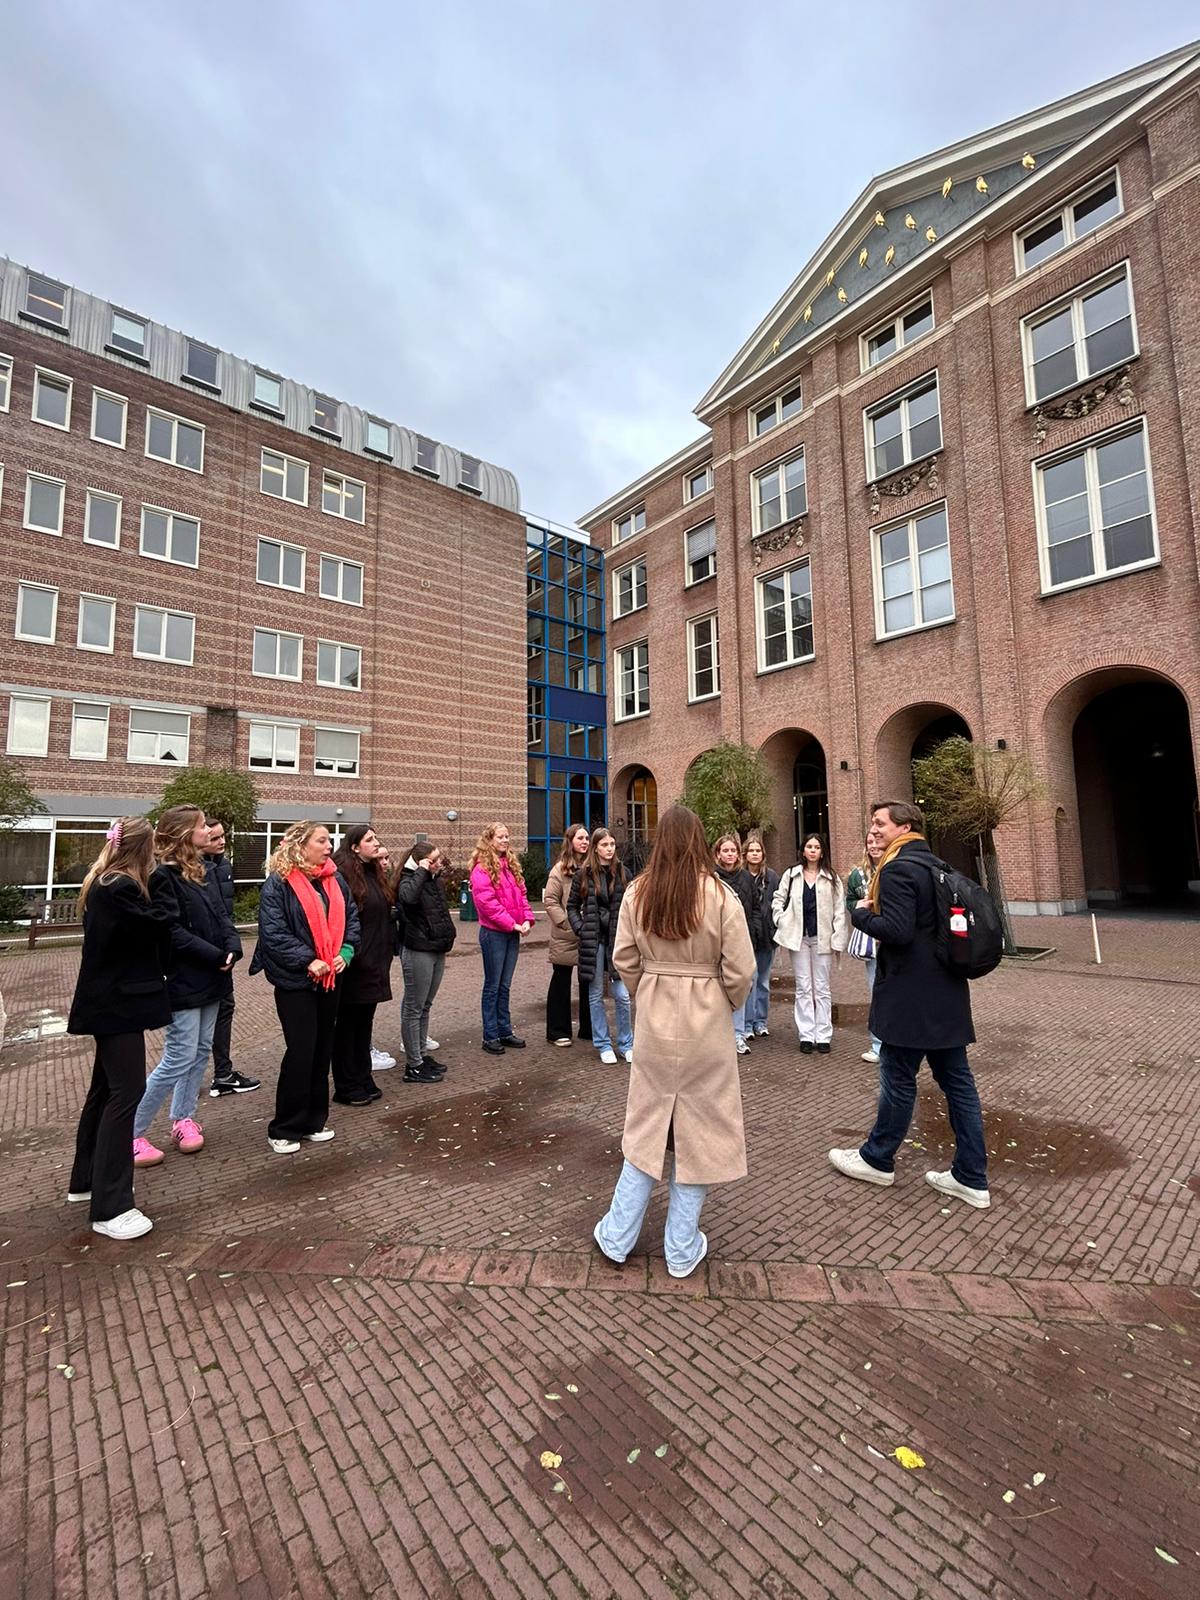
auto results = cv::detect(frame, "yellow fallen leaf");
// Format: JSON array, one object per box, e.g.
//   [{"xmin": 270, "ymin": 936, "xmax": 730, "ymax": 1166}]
[
  {"xmin": 1155, "ymin": 1548, "xmax": 1178, "ymax": 1565},
  {"xmin": 539, "ymin": 1450, "xmax": 561, "ymax": 1470},
  {"xmin": 654, "ymin": 1444, "xmax": 668, "ymax": 1458},
  {"xmin": 566, "ymin": 1384, "xmax": 579, "ymax": 1394},
  {"xmin": 1002, "ymin": 1490, "xmax": 1016, "ymax": 1504},
  {"xmin": 627, "ymin": 1448, "xmax": 641, "ymax": 1464},
  {"xmin": 892, "ymin": 1447, "xmax": 925, "ymax": 1469},
  {"xmin": 1032, "ymin": 1472, "xmax": 1046, "ymax": 1486},
  {"xmin": 544, "ymin": 1393, "xmax": 562, "ymax": 1401}
]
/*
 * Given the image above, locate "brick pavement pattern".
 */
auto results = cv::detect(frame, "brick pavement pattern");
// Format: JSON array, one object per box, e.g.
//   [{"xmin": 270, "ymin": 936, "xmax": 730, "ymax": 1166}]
[{"xmin": 0, "ymin": 915, "xmax": 1197, "ymax": 1598}]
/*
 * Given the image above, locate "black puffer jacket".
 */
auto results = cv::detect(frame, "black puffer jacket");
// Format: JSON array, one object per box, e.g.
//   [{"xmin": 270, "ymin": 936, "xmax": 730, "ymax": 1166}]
[
  {"xmin": 156, "ymin": 862, "xmax": 243, "ymax": 1010},
  {"xmin": 746, "ymin": 867, "xmax": 780, "ymax": 952},
  {"xmin": 715, "ymin": 867, "xmax": 754, "ymax": 932},
  {"xmin": 567, "ymin": 864, "xmax": 630, "ymax": 984},
  {"xmin": 397, "ymin": 862, "xmax": 457, "ymax": 954},
  {"xmin": 249, "ymin": 870, "xmax": 361, "ymax": 991},
  {"xmin": 202, "ymin": 851, "xmax": 235, "ymax": 917},
  {"xmin": 340, "ymin": 874, "xmax": 394, "ymax": 1006}
]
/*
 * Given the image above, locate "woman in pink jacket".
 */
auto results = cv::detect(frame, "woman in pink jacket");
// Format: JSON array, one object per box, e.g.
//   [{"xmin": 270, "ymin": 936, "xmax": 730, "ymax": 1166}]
[{"xmin": 469, "ymin": 823, "xmax": 535, "ymax": 1054}]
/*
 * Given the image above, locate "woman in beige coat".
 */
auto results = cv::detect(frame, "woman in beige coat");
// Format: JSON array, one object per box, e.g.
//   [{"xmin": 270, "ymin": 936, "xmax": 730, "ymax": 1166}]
[
  {"xmin": 593, "ymin": 805, "xmax": 755, "ymax": 1278},
  {"xmin": 543, "ymin": 826, "xmax": 592, "ymax": 1045}
]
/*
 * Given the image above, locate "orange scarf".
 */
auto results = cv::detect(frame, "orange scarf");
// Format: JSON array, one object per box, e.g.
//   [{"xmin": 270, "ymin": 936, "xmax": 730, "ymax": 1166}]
[
  {"xmin": 868, "ymin": 831, "xmax": 924, "ymax": 910},
  {"xmin": 285, "ymin": 860, "xmax": 346, "ymax": 988}
]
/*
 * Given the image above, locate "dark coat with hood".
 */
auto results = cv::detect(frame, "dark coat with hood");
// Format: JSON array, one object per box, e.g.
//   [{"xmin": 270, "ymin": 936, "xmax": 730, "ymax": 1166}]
[
  {"xmin": 397, "ymin": 860, "xmax": 457, "ymax": 954},
  {"xmin": 567, "ymin": 863, "xmax": 630, "ymax": 984},
  {"xmin": 715, "ymin": 866, "xmax": 754, "ymax": 932},
  {"xmin": 156, "ymin": 862, "xmax": 243, "ymax": 1010},
  {"xmin": 745, "ymin": 866, "xmax": 780, "ymax": 952},
  {"xmin": 850, "ymin": 836, "xmax": 975, "ymax": 1050},
  {"xmin": 67, "ymin": 872, "xmax": 178, "ymax": 1036},
  {"xmin": 249, "ymin": 870, "xmax": 361, "ymax": 992},
  {"xmin": 202, "ymin": 850, "xmax": 235, "ymax": 917},
  {"xmin": 339, "ymin": 870, "xmax": 394, "ymax": 1006}
]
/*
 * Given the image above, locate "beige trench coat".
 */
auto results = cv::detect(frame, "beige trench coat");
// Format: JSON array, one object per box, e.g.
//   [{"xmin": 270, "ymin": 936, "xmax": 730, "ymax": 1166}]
[
  {"xmin": 543, "ymin": 863, "xmax": 579, "ymax": 967},
  {"xmin": 612, "ymin": 876, "xmax": 756, "ymax": 1185}
]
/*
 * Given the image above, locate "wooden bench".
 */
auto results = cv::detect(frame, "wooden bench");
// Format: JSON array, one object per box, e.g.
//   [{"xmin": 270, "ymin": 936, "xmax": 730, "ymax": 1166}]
[{"xmin": 26, "ymin": 897, "xmax": 83, "ymax": 950}]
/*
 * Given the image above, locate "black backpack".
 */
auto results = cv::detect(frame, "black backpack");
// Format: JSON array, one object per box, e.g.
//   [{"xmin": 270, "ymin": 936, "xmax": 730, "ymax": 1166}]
[{"xmin": 918, "ymin": 856, "xmax": 1004, "ymax": 980}]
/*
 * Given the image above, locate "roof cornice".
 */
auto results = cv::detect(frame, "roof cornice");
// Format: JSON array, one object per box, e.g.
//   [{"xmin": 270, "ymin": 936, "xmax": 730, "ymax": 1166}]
[{"xmin": 576, "ymin": 430, "xmax": 712, "ymax": 530}]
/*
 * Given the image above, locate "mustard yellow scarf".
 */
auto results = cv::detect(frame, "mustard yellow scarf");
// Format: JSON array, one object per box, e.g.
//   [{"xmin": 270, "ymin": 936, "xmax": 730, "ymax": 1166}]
[{"xmin": 868, "ymin": 831, "xmax": 924, "ymax": 910}]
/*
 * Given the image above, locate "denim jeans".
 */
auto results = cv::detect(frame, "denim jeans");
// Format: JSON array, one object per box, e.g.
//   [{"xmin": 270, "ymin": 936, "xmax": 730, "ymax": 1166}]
[
  {"xmin": 746, "ymin": 947, "xmax": 775, "ymax": 1030},
  {"xmin": 134, "ymin": 1002, "xmax": 220, "ymax": 1136},
  {"xmin": 595, "ymin": 1157, "xmax": 708, "ymax": 1275},
  {"xmin": 479, "ymin": 926, "xmax": 520, "ymax": 1042},
  {"xmin": 588, "ymin": 943, "xmax": 633, "ymax": 1053},
  {"xmin": 860, "ymin": 1043, "xmax": 988, "ymax": 1190},
  {"xmin": 863, "ymin": 957, "xmax": 882, "ymax": 1054}
]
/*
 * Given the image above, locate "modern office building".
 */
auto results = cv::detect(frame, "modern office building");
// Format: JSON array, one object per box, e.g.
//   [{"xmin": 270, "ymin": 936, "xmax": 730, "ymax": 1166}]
[
  {"xmin": 0, "ymin": 258, "xmax": 528, "ymax": 892},
  {"xmin": 580, "ymin": 45, "xmax": 1200, "ymax": 911}
]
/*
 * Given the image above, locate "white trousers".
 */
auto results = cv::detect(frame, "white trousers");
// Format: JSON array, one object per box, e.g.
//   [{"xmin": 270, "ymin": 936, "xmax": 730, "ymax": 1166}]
[{"xmin": 791, "ymin": 937, "xmax": 832, "ymax": 1044}]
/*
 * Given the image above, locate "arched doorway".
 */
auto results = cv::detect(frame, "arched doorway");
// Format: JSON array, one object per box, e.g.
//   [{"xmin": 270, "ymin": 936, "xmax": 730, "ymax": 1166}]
[
  {"xmin": 626, "ymin": 768, "xmax": 658, "ymax": 844},
  {"xmin": 875, "ymin": 703, "xmax": 976, "ymax": 879},
  {"xmin": 758, "ymin": 729, "xmax": 828, "ymax": 864},
  {"xmin": 793, "ymin": 751, "xmax": 829, "ymax": 847}
]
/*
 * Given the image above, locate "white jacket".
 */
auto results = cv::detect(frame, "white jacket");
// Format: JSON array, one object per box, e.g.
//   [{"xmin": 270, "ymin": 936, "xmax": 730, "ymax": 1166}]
[{"xmin": 772, "ymin": 867, "xmax": 848, "ymax": 955}]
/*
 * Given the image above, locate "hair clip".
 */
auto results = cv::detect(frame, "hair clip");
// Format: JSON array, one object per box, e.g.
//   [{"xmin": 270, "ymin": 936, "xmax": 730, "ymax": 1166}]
[{"xmin": 106, "ymin": 820, "xmax": 124, "ymax": 847}]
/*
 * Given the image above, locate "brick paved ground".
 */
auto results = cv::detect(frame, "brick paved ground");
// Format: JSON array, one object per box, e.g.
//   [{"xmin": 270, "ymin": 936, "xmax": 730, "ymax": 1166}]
[{"xmin": 0, "ymin": 916, "xmax": 1197, "ymax": 1599}]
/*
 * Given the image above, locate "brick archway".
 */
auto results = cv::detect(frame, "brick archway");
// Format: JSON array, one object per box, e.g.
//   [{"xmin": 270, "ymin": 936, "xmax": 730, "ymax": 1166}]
[
  {"xmin": 873, "ymin": 702, "xmax": 974, "ymax": 802},
  {"xmin": 757, "ymin": 728, "xmax": 827, "ymax": 868}
]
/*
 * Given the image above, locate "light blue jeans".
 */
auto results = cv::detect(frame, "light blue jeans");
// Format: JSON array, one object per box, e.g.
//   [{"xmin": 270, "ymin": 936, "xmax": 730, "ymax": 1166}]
[
  {"xmin": 594, "ymin": 1157, "xmax": 708, "ymax": 1276},
  {"xmin": 864, "ymin": 958, "xmax": 883, "ymax": 1054},
  {"xmin": 134, "ymin": 1003, "xmax": 220, "ymax": 1136},
  {"xmin": 589, "ymin": 943, "xmax": 633, "ymax": 1053},
  {"xmin": 746, "ymin": 946, "xmax": 775, "ymax": 1031}
]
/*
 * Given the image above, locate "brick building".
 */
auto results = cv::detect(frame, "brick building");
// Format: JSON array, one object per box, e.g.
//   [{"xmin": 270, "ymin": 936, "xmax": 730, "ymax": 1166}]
[
  {"xmin": 0, "ymin": 261, "xmax": 527, "ymax": 893},
  {"xmin": 580, "ymin": 45, "xmax": 1200, "ymax": 912}
]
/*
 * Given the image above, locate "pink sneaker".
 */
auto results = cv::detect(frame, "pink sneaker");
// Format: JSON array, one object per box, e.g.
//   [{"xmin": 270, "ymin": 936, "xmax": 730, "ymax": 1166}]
[
  {"xmin": 132, "ymin": 1136, "xmax": 164, "ymax": 1168},
  {"xmin": 171, "ymin": 1118, "xmax": 205, "ymax": 1153}
]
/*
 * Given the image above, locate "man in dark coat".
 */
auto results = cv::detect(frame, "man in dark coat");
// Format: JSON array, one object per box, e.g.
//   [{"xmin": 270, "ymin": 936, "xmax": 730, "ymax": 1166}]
[
  {"xmin": 204, "ymin": 818, "xmax": 260, "ymax": 1098},
  {"xmin": 829, "ymin": 799, "xmax": 990, "ymax": 1209}
]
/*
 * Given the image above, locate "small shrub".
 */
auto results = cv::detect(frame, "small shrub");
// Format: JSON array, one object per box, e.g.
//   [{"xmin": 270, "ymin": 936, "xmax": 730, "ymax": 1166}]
[
  {"xmin": 232, "ymin": 887, "xmax": 261, "ymax": 924},
  {"xmin": 519, "ymin": 846, "xmax": 549, "ymax": 901},
  {"xmin": 0, "ymin": 884, "xmax": 28, "ymax": 923}
]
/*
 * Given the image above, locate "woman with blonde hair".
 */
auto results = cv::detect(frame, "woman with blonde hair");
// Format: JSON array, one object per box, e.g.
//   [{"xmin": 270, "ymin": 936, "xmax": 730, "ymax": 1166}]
[
  {"xmin": 468, "ymin": 822, "xmax": 534, "ymax": 1054},
  {"xmin": 713, "ymin": 833, "xmax": 755, "ymax": 1055},
  {"xmin": 543, "ymin": 825, "xmax": 591, "ymax": 1046},
  {"xmin": 131, "ymin": 805, "xmax": 242, "ymax": 1166},
  {"xmin": 66, "ymin": 818, "xmax": 176, "ymax": 1240},
  {"xmin": 593, "ymin": 805, "xmax": 754, "ymax": 1277},
  {"xmin": 249, "ymin": 822, "xmax": 360, "ymax": 1153}
]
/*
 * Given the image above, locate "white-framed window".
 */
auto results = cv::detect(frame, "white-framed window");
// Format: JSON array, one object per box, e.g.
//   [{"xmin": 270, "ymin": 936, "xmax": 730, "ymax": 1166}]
[
  {"xmin": 77, "ymin": 594, "xmax": 116, "ymax": 653},
  {"xmin": 1023, "ymin": 266, "xmax": 1136, "ymax": 405},
  {"xmin": 866, "ymin": 373, "xmax": 941, "ymax": 479},
  {"xmin": 612, "ymin": 559, "xmax": 647, "ymax": 618},
  {"xmin": 458, "ymin": 454, "xmax": 482, "ymax": 493},
  {"xmin": 312, "ymin": 394, "xmax": 340, "ymax": 436},
  {"xmin": 414, "ymin": 435, "xmax": 438, "ymax": 475},
  {"xmin": 316, "ymin": 639, "xmax": 362, "ymax": 691},
  {"xmin": 70, "ymin": 701, "xmax": 109, "ymax": 761},
  {"xmin": 314, "ymin": 726, "xmax": 360, "ymax": 777},
  {"xmin": 252, "ymin": 628, "xmax": 302, "ymax": 679},
  {"xmin": 684, "ymin": 463, "xmax": 713, "ymax": 502},
  {"xmin": 16, "ymin": 582, "xmax": 58, "ymax": 643},
  {"xmin": 249, "ymin": 720, "xmax": 300, "ymax": 772},
  {"xmin": 756, "ymin": 559, "xmax": 814, "ymax": 672},
  {"xmin": 615, "ymin": 640, "xmax": 650, "ymax": 720},
  {"xmin": 527, "ymin": 682, "xmax": 545, "ymax": 748},
  {"xmin": 183, "ymin": 339, "xmax": 218, "ymax": 388},
  {"xmin": 7, "ymin": 695, "xmax": 50, "ymax": 757},
  {"xmin": 613, "ymin": 506, "xmax": 646, "ymax": 545},
  {"xmin": 753, "ymin": 449, "xmax": 807, "ymax": 533},
  {"xmin": 24, "ymin": 473, "xmax": 65, "ymax": 535},
  {"xmin": 252, "ymin": 371, "xmax": 283, "ymax": 411},
  {"xmin": 1035, "ymin": 420, "xmax": 1157, "ymax": 592},
  {"xmin": 140, "ymin": 506, "xmax": 200, "ymax": 568},
  {"xmin": 751, "ymin": 383, "xmax": 803, "ymax": 440},
  {"xmin": 108, "ymin": 311, "xmax": 147, "ymax": 359},
  {"xmin": 318, "ymin": 555, "xmax": 364, "ymax": 606},
  {"xmin": 84, "ymin": 489, "xmax": 122, "ymax": 547},
  {"xmin": 873, "ymin": 502, "xmax": 954, "ymax": 638},
  {"xmin": 24, "ymin": 273, "xmax": 67, "ymax": 328},
  {"xmin": 256, "ymin": 537, "xmax": 305, "ymax": 591},
  {"xmin": 322, "ymin": 470, "xmax": 365, "ymax": 522},
  {"xmin": 684, "ymin": 519, "xmax": 717, "ymax": 586},
  {"xmin": 1018, "ymin": 170, "xmax": 1121, "ymax": 272},
  {"xmin": 91, "ymin": 388, "xmax": 127, "ymax": 448},
  {"xmin": 687, "ymin": 613, "xmax": 720, "ymax": 701},
  {"xmin": 146, "ymin": 407, "xmax": 204, "ymax": 472},
  {"xmin": 863, "ymin": 295, "xmax": 934, "ymax": 369},
  {"xmin": 366, "ymin": 418, "xmax": 391, "ymax": 457},
  {"xmin": 0, "ymin": 354, "xmax": 10, "ymax": 411},
  {"xmin": 134, "ymin": 606, "xmax": 195, "ymax": 665},
  {"xmin": 128, "ymin": 707, "xmax": 190, "ymax": 765},
  {"xmin": 260, "ymin": 447, "xmax": 308, "ymax": 504},
  {"xmin": 32, "ymin": 368, "xmax": 72, "ymax": 430}
]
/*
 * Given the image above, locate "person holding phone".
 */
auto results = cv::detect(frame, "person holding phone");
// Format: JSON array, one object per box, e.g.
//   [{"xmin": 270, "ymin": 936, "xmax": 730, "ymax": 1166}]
[{"xmin": 396, "ymin": 840, "xmax": 457, "ymax": 1082}]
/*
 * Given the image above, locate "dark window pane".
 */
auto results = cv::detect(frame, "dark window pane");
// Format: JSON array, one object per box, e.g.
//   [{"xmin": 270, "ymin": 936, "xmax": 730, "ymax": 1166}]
[
  {"xmin": 1085, "ymin": 318, "xmax": 1134, "ymax": 374},
  {"xmin": 1048, "ymin": 534, "xmax": 1095, "ymax": 586},
  {"xmin": 1103, "ymin": 516, "xmax": 1154, "ymax": 571},
  {"xmin": 1073, "ymin": 180, "xmax": 1119, "ymax": 236},
  {"xmin": 1023, "ymin": 216, "xmax": 1064, "ymax": 267}
]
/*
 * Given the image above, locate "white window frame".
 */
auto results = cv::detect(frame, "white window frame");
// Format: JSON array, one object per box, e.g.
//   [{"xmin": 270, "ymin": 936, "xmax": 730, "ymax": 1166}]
[
  {"xmin": 77, "ymin": 593, "xmax": 117, "ymax": 654},
  {"xmin": 84, "ymin": 489, "xmax": 122, "ymax": 548},
  {"xmin": 365, "ymin": 418, "xmax": 392, "ymax": 457},
  {"xmin": 1032, "ymin": 418, "xmax": 1159, "ymax": 596},
  {"xmin": 612, "ymin": 559, "xmax": 647, "ymax": 619},
  {"xmin": 133, "ymin": 606, "xmax": 196, "ymax": 666},
  {"xmin": 0, "ymin": 353, "xmax": 10, "ymax": 412},
  {"xmin": 90, "ymin": 387, "xmax": 128, "ymax": 449},
  {"xmin": 1016, "ymin": 168, "xmax": 1123, "ymax": 274},
  {"xmin": 24, "ymin": 472, "xmax": 66, "ymax": 536},
  {"xmin": 183, "ymin": 339, "xmax": 219, "ymax": 388},
  {"xmin": 864, "ymin": 372, "xmax": 942, "ymax": 481},
  {"xmin": 684, "ymin": 462, "xmax": 713, "ymax": 502},
  {"xmin": 145, "ymin": 407, "xmax": 205, "ymax": 472},
  {"xmin": 108, "ymin": 311, "xmax": 147, "ymax": 360},
  {"xmin": 32, "ymin": 367, "xmax": 72, "ymax": 431},
  {"xmin": 16, "ymin": 582, "xmax": 59, "ymax": 644},
  {"xmin": 749, "ymin": 382, "xmax": 804, "ymax": 441},
  {"xmin": 321, "ymin": 470, "xmax": 366, "ymax": 523},
  {"xmin": 614, "ymin": 640, "xmax": 650, "ymax": 722},
  {"xmin": 252, "ymin": 628, "xmax": 303, "ymax": 681},
  {"xmin": 260, "ymin": 447, "xmax": 309, "ymax": 505},
  {"xmin": 755, "ymin": 558, "xmax": 815, "ymax": 674},
  {"xmin": 314, "ymin": 726, "xmax": 360, "ymax": 778},
  {"xmin": 256, "ymin": 537, "xmax": 306, "ymax": 592},
  {"xmin": 413, "ymin": 434, "xmax": 439, "ymax": 476},
  {"xmin": 312, "ymin": 394, "xmax": 340, "ymax": 436},
  {"xmin": 1021, "ymin": 263, "xmax": 1138, "ymax": 407},
  {"xmin": 248, "ymin": 720, "xmax": 301, "ymax": 773},
  {"xmin": 252, "ymin": 370, "xmax": 283, "ymax": 411},
  {"xmin": 127, "ymin": 707, "xmax": 191, "ymax": 766},
  {"xmin": 861, "ymin": 293, "xmax": 935, "ymax": 371},
  {"xmin": 871, "ymin": 502, "xmax": 956, "ymax": 640},
  {"xmin": 687, "ymin": 613, "xmax": 720, "ymax": 702},
  {"xmin": 24, "ymin": 273, "xmax": 67, "ymax": 328},
  {"xmin": 318, "ymin": 554, "xmax": 364, "ymax": 606},
  {"xmin": 70, "ymin": 701, "xmax": 110, "ymax": 761},
  {"xmin": 139, "ymin": 505, "xmax": 201, "ymax": 569},
  {"xmin": 752, "ymin": 447, "xmax": 808, "ymax": 534},
  {"xmin": 612, "ymin": 506, "xmax": 646, "ymax": 546},
  {"xmin": 316, "ymin": 638, "xmax": 363, "ymax": 692},
  {"xmin": 7, "ymin": 695, "xmax": 51, "ymax": 757},
  {"xmin": 683, "ymin": 518, "xmax": 717, "ymax": 587}
]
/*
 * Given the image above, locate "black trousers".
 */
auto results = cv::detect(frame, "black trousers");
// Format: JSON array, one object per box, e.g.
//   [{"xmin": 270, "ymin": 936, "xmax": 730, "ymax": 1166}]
[
  {"xmin": 69, "ymin": 1032, "xmax": 146, "ymax": 1222},
  {"xmin": 211, "ymin": 993, "xmax": 235, "ymax": 1078},
  {"xmin": 271, "ymin": 985, "xmax": 339, "ymax": 1139},
  {"xmin": 546, "ymin": 963, "xmax": 592, "ymax": 1041},
  {"xmin": 331, "ymin": 1000, "xmax": 377, "ymax": 1098}
]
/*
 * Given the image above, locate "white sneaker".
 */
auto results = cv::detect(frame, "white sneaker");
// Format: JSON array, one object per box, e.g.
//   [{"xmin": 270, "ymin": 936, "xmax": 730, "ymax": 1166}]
[
  {"xmin": 92, "ymin": 1208, "xmax": 153, "ymax": 1241},
  {"xmin": 67, "ymin": 1190, "xmax": 90, "ymax": 1204},
  {"xmin": 925, "ymin": 1169, "xmax": 991, "ymax": 1209},
  {"xmin": 755, "ymin": 1025, "xmax": 770, "ymax": 1037},
  {"xmin": 423, "ymin": 1037, "xmax": 440, "ymax": 1053},
  {"xmin": 599, "ymin": 1048, "xmax": 618, "ymax": 1065},
  {"xmin": 269, "ymin": 1136, "xmax": 301, "ymax": 1154},
  {"xmin": 862, "ymin": 1049, "xmax": 881, "ymax": 1064},
  {"xmin": 303, "ymin": 1128, "xmax": 336, "ymax": 1143},
  {"xmin": 736, "ymin": 1036, "xmax": 751, "ymax": 1055},
  {"xmin": 667, "ymin": 1231, "xmax": 708, "ymax": 1279},
  {"xmin": 828, "ymin": 1147, "xmax": 895, "ymax": 1187},
  {"xmin": 623, "ymin": 1049, "xmax": 634, "ymax": 1064},
  {"xmin": 370, "ymin": 1048, "xmax": 396, "ymax": 1070}
]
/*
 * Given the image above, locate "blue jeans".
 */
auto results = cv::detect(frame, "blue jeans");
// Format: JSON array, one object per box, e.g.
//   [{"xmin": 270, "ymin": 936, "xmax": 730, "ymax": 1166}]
[
  {"xmin": 134, "ymin": 1002, "xmax": 220, "ymax": 1136},
  {"xmin": 479, "ymin": 927, "xmax": 520, "ymax": 1042},
  {"xmin": 746, "ymin": 947, "xmax": 774, "ymax": 1030},
  {"xmin": 860, "ymin": 1044, "xmax": 988, "ymax": 1190},
  {"xmin": 588, "ymin": 943, "xmax": 633, "ymax": 1053},
  {"xmin": 863, "ymin": 958, "xmax": 882, "ymax": 1054},
  {"xmin": 595, "ymin": 1157, "xmax": 708, "ymax": 1275}
]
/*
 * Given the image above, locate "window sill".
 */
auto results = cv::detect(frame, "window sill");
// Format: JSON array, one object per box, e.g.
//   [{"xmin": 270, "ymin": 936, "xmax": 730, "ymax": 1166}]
[
  {"xmin": 612, "ymin": 605, "xmax": 648, "ymax": 622},
  {"xmin": 684, "ymin": 571, "xmax": 717, "ymax": 591},
  {"xmin": 688, "ymin": 692, "xmax": 721, "ymax": 705},
  {"xmin": 614, "ymin": 710, "xmax": 651, "ymax": 724},
  {"xmin": 412, "ymin": 464, "xmax": 440, "ymax": 479},
  {"xmin": 457, "ymin": 482, "xmax": 483, "ymax": 496},
  {"xmin": 364, "ymin": 446, "xmax": 393, "ymax": 461},
  {"xmin": 32, "ymin": 417, "xmax": 70, "ymax": 433},
  {"xmin": 865, "ymin": 448, "xmax": 941, "ymax": 492},
  {"xmin": 181, "ymin": 374, "xmax": 221, "ymax": 396},
  {"xmin": 873, "ymin": 615, "xmax": 957, "ymax": 645},
  {"xmin": 90, "ymin": 433, "xmax": 127, "ymax": 450},
  {"xmin": 310, "ymin": 425, "xmax": 342, "ymax": 442},
  {"xmin": 1038, "ymin": 558, "xmax": 1160, "ymax": 600},
  {"xmin": 24, "ymin": 526, "xmax": 64, "ymax": 538},
  {"xmin": 105, "ymin": 345, "xmax": 149, "ymax": 366},
  {"xmin": 859, "ymin": 327, "xmax": 937, "ymax": 378},
  {"xmin": 755, "ymin": 655, "xmax": 815, "ymax": 679},
  {"xmin": 19, "ymin": 311, "xmax": 67, "ymax": 335},
  {"xmin": 250, "ymin": 400, "xmax": 285, "ymax": 418},
  {"xmin": 1026, "ymin": 355, "xmax": 1137, "ymax": 415}
]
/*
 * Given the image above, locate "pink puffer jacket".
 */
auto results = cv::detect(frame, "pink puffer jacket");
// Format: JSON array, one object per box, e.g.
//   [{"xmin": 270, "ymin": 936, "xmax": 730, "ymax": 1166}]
[{"xmin": 470, "ymin": 859, "xmax": 534, "ymax": 933}]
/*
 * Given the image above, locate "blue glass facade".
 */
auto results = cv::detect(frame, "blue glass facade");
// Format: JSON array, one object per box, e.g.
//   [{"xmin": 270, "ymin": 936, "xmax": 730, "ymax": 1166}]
[{"xmin": 525, "ymin": 519, "xmax": 607, "ymax": 868}]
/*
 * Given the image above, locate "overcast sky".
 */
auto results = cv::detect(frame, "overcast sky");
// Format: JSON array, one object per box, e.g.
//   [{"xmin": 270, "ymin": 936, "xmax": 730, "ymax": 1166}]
[{"xmin": 2, "ymin": 3, "xmax": 1195, "ymax": 523}]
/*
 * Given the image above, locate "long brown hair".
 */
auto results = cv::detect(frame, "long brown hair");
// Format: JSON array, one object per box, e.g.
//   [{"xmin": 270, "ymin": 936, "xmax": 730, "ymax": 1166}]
[
  {"xmin": 334, "ymin": 824, "xmax": 394, "ymax": 908},
  {"xmin": 575, "ymin": 827, "xmax": 627, "ymax": 903},
  {"xmin": 79, "ymin": 816, "xmax": 156, "ymax": 910},
  {"xmin": 470, "ymin": 822, "xmax": 524, "ymax": 886},
  {"xmin": 556, "ymin": 824, "xmax": 590, "ymax": 876},
  {"xmin": 631, "ymin": 805, "xmax": 715, "ymax": 941},
  {"xmin": 155, "ymin": 804, "xmax": 207, "ymax": 884}
]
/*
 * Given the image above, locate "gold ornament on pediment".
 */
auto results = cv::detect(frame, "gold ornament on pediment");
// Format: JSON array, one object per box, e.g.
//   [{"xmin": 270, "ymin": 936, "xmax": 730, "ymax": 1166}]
[
  {"xmin": 904, "ymin": 214, "xmax": 916, "ymax": 230},
  {"xmin": 837, "ymin": 286, "xmax": 848, "ymax": 303},
  {"xmin": 874, "ymin": 210, "xmax": 886, "ymax": 227},
  {"xmin": 925, "ymin": 225, "xmax": 937, "ymax": 243},
  {"xmin": 858, "ymin": 248, "xmax": 869, "ymax": 267},
  {"xmin": 975, "ymin": 175, "xmax": 989, "ymax": 194},
  {"xmin": 1022, "ymin": 152, "xmax": 1036, "ymax": 170},
  {"xmin": 825, "ymin": 269, "xmax": 835, "ymax": 287},
  {"xmin": 884, "ymin": 244, "xmax": 895, "ymax": 266},
  {"xmin": 941, "ymin": 176, "xmax": 953, "ymax": 199}
]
